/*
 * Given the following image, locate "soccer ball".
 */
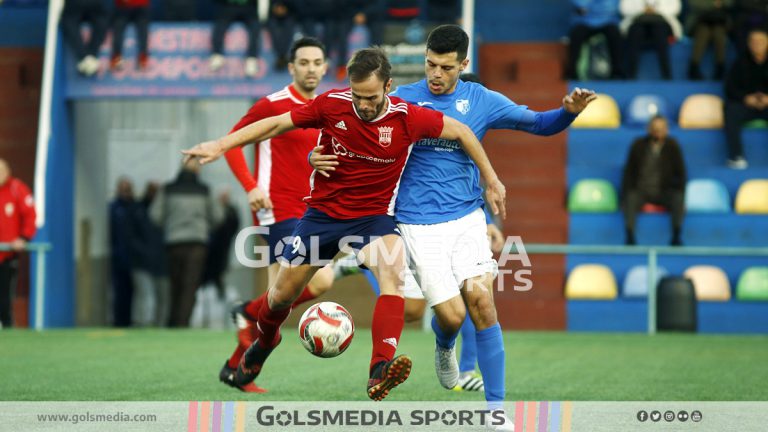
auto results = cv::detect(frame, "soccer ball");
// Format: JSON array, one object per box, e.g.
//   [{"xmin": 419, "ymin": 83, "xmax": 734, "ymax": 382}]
[{"xmin": 298, "ymin": 302, "xmax": 355, "ymax": 358}]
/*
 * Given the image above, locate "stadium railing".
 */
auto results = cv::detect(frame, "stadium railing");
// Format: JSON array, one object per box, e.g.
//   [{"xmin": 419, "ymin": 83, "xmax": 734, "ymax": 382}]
[
  {"xmin": 508, "ymin": 243, "xmax": 768, "ymax": 335},
  {"xmin": 0, "ymin": 242, "xmax": 52, "ymax": 331}
]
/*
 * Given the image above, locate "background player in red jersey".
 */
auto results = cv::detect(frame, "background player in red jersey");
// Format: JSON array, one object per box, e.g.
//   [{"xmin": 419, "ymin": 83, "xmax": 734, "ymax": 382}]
[
  {"xmin": 218, "ymin": 37, "xmax": 338, "ymax": 393},
  {"xmin": 184, "ymin": 48, "xmax": 506, "ymax": 401}
]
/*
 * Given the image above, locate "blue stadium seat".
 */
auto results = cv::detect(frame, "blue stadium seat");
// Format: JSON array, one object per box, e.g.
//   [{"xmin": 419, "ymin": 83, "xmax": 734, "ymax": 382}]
[
  {"xmin": 685, "ymin": 179, "xmax": 731, "ymax": 213},
  {"xmin": 625, "ymin": 94, "xmax": 669, "ymax": 127},
  {"xmin": 623, "ymin": 265, "xmax": 669, "ymax": 298}
]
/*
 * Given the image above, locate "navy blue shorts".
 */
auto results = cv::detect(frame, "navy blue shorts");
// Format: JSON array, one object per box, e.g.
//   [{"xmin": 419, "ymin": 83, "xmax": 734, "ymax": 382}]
[
  {"xmin": 259, "ymin": 218, "xmax": 299, "ymax": 264},
  {"xmin": 280, "ymin": 208, "xmax": 400, "ymax": 266}
]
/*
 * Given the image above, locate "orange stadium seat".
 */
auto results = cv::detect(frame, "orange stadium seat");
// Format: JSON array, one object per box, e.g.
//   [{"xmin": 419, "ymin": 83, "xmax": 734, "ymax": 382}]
[
  {"xmin": 684, "ymin": 265, "xmax": 731, "ymax": 301},
  {"xmin": 678, "ymin": 94, "xmax": 724, "ymax": 129}
]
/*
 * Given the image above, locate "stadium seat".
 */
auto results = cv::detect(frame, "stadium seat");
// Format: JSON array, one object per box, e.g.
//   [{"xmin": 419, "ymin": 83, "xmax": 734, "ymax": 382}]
[
  {"xmin": 571, "ymin": 93, "xmax": 620, "ymax": 128},
  {"xmin": 745, "ymin": 119, "xmax": 768, "ymax": 129},
  {"xmin": 684, "ymin": 265, "xmax": 731, "ymax": 301},
  {"xmin": 568, "ymin": 179, "xmax": 618, "ymax": 212},
  {"xmin": 736, "ymin": 267, "xmax": 768, "ymax": 301},
  {"xmin": 685, "ymin": 179, "xmax": 731, "ymax": 213},
  {"xmin": 623, "ymin": 265, "xmax": 669, "ymax": 298},
  {"xmin": 565, "ymin": 264, "xmax": 618, "ymax": 299},
  {"xmin": 625, "ymin": 94, "xmax": 669, "ymax": 127},
  {"xmin": 734, "ymin": 179, "xmax": 768, "ymax": 214},
  {"xmin": 678, "ymin": 94, "xmax": 724, "ymax": 129}
]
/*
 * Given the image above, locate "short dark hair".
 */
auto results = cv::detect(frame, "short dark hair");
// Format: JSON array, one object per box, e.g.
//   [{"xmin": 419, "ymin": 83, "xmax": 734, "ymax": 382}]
[
  {"xmin": 426, "ymin": 25, "xmax": 469, "ymax": 61},
  {"xmin": 290, "ymin": 37, "xmax": 326, "ymax": 62},
  {"xmin": 347, "ymin": 47, "xmax": 391, "ymax": 83}
]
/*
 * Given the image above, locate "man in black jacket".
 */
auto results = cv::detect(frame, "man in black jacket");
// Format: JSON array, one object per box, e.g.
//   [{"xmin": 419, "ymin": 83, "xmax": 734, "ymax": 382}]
[
  {"xmin": 621, "ymin": 115, "xmax": 687, "ymax": 246},
  {"xmin": 723, "ymin": 27, "xmax": 768, "ymax": 169}
]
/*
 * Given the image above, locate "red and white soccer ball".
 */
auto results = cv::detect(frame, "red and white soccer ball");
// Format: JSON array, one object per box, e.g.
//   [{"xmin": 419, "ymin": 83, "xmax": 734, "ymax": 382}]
[{"xmin": 298, "ymin": 302, "xmax": 355, "ymax": 358}]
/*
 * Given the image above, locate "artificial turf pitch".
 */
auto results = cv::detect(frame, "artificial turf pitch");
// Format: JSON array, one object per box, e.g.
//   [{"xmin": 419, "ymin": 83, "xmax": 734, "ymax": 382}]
[{"xmin": 1, "ymin": 329, "xmax": 766, "ymax": 401}]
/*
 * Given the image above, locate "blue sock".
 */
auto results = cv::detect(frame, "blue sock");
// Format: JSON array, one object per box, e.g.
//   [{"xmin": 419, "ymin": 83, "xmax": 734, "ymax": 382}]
[
  {"xmin": 431, "ymin": 315, "xmax": 459, "ymax": 349},
  {"xmin": 476, "ymin": 323, "xmax": 505, "ymax": 409},
  {"xmin": 459, "ymin": 318, "xmax": 478, "ymax": 373}
]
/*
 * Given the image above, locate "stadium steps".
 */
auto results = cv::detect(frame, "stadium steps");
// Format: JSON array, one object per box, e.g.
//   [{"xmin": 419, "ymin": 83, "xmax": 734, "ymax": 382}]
[{"xmin": 480, "ymin": 42, "xmax": 569, "ymax": 330}]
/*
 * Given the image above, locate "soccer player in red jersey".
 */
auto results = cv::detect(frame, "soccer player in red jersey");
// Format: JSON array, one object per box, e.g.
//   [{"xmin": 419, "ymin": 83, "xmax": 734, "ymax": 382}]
[
  {"xmin": 217, "ymin": 37, "xmax": 337, "ymax": 393},
  {"xmin": 184, "ymin": 47, "xmax": 506, "ymax": 401}
]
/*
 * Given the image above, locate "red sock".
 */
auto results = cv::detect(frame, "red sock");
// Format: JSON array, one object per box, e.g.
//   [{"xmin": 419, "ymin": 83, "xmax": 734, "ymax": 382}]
[
  {"xmin": 244, "ymin": 293, "xmax": 267, "ymax": 318},
  {"xmin": 244, "ymin": 286, "xmax": 314, "ymax": 317},
  {"xmin": 370, "ymin": 295, "xmax": 405, "ymax": 371},
  {"xmin": 256, "ymin": 299, "xmax": 291, "ymax": 349},
  {"xmin": 291, "ymin": 286, "xmax": 317, "ymax": 307}
]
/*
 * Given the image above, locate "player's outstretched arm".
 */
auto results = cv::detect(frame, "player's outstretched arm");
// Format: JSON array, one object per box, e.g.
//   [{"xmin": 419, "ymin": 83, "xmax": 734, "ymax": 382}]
[
  {"xmin": 440, "ymin": 115, "xmax": 507, "ymax": 219},
  {"xmin": 183, "ymin": 112, "xmax": 297, "ymax": 164}
]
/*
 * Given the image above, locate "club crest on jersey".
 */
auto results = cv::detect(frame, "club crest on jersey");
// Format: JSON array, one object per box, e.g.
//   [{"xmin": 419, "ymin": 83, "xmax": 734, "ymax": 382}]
[
  {"xmin": 456, "ymin": 99, "xmax": 470, "ymax": 115},
  {"xmin": 377, "ymin": 126, "xmax": 393, "ymax": 147}
]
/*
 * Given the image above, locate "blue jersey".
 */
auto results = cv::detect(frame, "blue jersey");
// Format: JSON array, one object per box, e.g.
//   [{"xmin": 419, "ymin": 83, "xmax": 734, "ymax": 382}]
[{"xmin": 391, "ymin": 78, "xmax": 538, "ymax": 224}]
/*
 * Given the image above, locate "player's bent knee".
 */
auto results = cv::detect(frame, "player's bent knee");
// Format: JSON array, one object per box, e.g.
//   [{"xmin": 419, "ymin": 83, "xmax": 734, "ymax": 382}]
[
  {"xmin": 468, "ymin": 297, "xmax": 497, "ymax": 329},
  {"xmin": 437, "ymin": 311, "xmax": 465, "ymax": 333}
]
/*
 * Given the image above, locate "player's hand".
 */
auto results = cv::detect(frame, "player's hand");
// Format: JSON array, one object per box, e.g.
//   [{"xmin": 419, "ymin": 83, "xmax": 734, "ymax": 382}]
[
  {"xmin": 309, "ymin": 145, "xmax": 339, "ymax": 178},
  {"xmin": 182, "ymin": 140, "xmax": 224, "ymax": 165},
  {"xmin": 247, "ymin": 187, "xmax": 273, "ymax": 212},
  {"xmin": 10, "ymin": 238, "xmax": 26, "ymax": 252},
  {"xmin": 486, "ymin": 224, "xmax": 505, "ymax": 254},
  {"xmin": 485, "ymin": 178, "xmax": 507, "ymax": 219},
  {"xmin": 563, "ymin": 87, "xmax": 598, "ymax": 114}
]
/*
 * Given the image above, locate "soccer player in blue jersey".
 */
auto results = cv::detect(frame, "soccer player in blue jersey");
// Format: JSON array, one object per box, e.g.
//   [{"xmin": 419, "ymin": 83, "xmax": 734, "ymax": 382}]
[{"xmin": 313, "ymin": 25, "xmax": 595, "ymax": 429}]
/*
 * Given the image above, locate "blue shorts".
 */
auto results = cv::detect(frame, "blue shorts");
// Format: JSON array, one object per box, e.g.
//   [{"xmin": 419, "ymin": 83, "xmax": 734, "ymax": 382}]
[
  {"xmin": 280, "ymin": 207, "xmax": 400, "ymax": 266},
  {"xmin": 259, "ymin": 218, "xmax": 299, "ymax": 264}
]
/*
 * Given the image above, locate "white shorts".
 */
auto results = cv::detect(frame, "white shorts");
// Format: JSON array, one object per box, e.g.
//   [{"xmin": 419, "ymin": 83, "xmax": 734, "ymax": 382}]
[{"xmin": 398, "ymin": 208, "xmax": 498, "ymax": 307}]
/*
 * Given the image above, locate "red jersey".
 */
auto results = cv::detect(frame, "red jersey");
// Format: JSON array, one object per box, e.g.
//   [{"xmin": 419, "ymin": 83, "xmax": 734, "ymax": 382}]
[
  {"xmin": 0, "ymin": 177, "xmax": 37, "ymax": 262},
  {"xmin": 290, "ymin": 89, "xmax": 444, "ymax": 219},
  {"xmin": 225, "ymin": 85, "xmax": 320, "ymax": 225}
]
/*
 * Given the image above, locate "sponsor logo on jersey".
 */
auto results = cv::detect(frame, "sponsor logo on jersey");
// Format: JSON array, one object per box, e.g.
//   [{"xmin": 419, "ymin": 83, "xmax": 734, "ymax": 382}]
[
  {"xmin": 334, "ymin": 120, "xmax": 347, "ymax": 130},
  {"xmin": 416, "ymin": 101, "xmax": 433, "ymax": 106}
]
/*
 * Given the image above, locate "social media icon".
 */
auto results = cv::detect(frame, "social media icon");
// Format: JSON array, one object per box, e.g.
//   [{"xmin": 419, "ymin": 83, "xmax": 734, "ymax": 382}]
[
  {"xmin": 664, "ymin": 411, "xmax": 675, "ymax": 422},
  {"xmin": 691, "ymin": 411, "xmax": 703, "ymax": 422},
  {"xmin": 637, "ymin": 411, "xmax": 649, "ymax": 422},
  {"xmin": 651, "ymin": 411, "xmax": 661, "ymax": 422},
  {"xmin": 678, "ymin": 410, "xmax": 689, "ymax": 422}
]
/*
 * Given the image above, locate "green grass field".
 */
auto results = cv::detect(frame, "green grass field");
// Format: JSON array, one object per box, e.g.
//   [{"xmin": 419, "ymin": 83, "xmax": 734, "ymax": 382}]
[{"xmin": 1, "ymin": 329, "xmax": 767, "ymax": 401}]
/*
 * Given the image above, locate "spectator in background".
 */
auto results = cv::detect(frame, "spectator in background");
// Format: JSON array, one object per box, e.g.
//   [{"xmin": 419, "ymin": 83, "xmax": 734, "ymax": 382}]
[
  {"xmin": 209, "ymin": 0, "xmax": 261, "ymax": 78},
  {"xmin": 424, "ymin": 0, "xmax": 461, "ymax": 24},
  {"xmin": 355, "ymin": 0, "xmax": 387, "ymax": 47},
  {"xmin": 731, "ymin": 0, "xmax": 768, "ymax": 53},
  {"xmin": 150, "ymin": 159, "xmax": 221, "ymax": 327},
  {"xmin": 686, "ymin": 0, "xmax": 732, "ymax": 80},
  {"xmin": 163, "ymin": 0, "xmax": 196, "ymax": 21},
  {"xmin": 565, "ymin": 0, "xmax": 624, "ymax": 80},
  {"xmin": 620, "ymin": 0, "xmax": 682, "ymax": 80},
  {"xmin": 723, "ymin": 27, "xmax": 768, "ymax": 169},
  {"xmin": 131, "ymin": 182, "xmax": 170, "ymax": 327},
  {"xmin": 60, "ymin": 0, "xmax": 109, "ymax": 77},
  {"xmin": 201, "ymin": 190, "xmax": 240, "ymax": 301},
  {"xmin": 0, "ymin": 159, "xmax": 36, "ymax": 329},
  {"xmin": 268, "ymin": 0, "xmax": 298, "ymax": 71},
  {"xmin": 296, "ymin": 0, "xmax": 356, "ymax": 81},
  {"xmin": 110, "ymin": 0, "xmax": 151, "ymax": 71},
  {"xmin": 621, "ymin": 116, "xmax": 686, "ymax": 246},
  {"xmin": 109, "ymin": 177, "xmax": 138, "ymax": 327}
]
